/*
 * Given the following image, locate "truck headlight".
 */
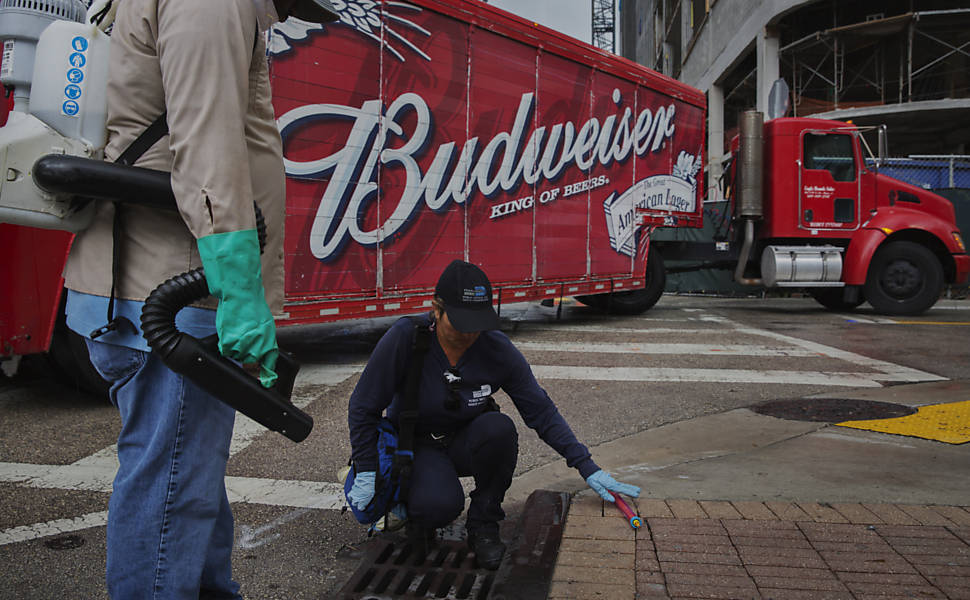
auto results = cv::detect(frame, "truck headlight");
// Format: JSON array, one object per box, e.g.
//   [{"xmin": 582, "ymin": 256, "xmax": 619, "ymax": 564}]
[{"xmin": 954, "ymin": 232, "xmax": 966, "ymax": 252}]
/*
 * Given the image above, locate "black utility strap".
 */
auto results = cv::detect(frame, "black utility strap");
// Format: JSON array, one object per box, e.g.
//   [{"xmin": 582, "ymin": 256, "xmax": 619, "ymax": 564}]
[
  {"xmin": 391, "ymin": 317, "xmax": 432, "ymax": 504},
  {"xmin": 90, "ymin": 113, "xmax": 169, "ymax": 340},
  {"xmin": 115, "ymin": 112, "xmax": 169, "ymax": 167},
  {"xmin": 397, "ymin": 318, "xmax": 431, "ymax": 458}
]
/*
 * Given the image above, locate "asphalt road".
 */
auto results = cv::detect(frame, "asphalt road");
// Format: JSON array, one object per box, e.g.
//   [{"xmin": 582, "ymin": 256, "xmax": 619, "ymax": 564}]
[{"xmin": 1, "ymin": 295, "xmax": 967, "ymax": 599}]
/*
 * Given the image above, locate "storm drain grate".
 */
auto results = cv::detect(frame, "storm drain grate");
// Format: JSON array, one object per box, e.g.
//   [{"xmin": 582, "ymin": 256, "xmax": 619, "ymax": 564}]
[
  {"xmin": 336, "ymin": 538, "xmax": 494, "ymax": 600},
  {"xmin": 334, "ymin": 490, "xmax": 570, "ymax": 600},
  {"xmin": 751, "ymin": 398, "xmax": 917, "ymax": 422}
]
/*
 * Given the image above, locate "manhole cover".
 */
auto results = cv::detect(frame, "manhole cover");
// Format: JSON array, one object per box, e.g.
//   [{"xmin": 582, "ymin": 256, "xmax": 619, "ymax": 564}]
[{"xmin": 751, "ymin": 398, "xmax": 916, "ymax": 422}]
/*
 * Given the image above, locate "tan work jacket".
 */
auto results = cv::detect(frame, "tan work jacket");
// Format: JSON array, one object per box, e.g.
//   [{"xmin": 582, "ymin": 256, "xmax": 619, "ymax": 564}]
[{"xmin": 64, "ymin": 0, "xmax": 285, "ymax": 312}]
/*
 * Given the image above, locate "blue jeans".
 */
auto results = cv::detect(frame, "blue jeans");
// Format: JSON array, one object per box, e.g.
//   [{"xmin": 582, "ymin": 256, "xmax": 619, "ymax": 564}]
[{"xmin": 86, "ymin": 339, "xmax": 242, "ymax": 600}]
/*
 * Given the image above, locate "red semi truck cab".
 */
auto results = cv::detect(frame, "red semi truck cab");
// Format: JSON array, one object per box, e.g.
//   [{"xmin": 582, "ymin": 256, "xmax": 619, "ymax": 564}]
[{"xmin": 730, "ymin": 114, "xmax": 968, "ymax": 315}]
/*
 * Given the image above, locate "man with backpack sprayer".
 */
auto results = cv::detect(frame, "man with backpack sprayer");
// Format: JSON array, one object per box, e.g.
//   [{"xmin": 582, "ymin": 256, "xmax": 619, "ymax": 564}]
[{"xmin": 346, "ymin": 260, "xmax": 640, "ymax": 570}]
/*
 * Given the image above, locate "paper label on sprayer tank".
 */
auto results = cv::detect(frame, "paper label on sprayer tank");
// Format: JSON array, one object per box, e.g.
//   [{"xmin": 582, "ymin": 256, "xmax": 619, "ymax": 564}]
[{"xmin": 1, "ymin": 40, "xmax": 13, "ymax": 80}]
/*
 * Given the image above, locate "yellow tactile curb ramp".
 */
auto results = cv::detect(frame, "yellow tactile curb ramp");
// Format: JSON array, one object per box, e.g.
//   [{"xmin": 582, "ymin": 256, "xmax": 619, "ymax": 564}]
[{"xmin": 838, "ymin": 400, "xmax": 970, "ymax": 444}]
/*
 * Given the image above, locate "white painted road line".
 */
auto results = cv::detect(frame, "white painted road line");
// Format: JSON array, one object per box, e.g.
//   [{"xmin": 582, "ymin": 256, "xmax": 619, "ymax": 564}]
[
  {"xmin": 0, "ymin": 460, "xmax": 345, "ymax": 546},
  {"xmin": 225, "ymin": 477, "xmax": 344, "ymax": 509},
  {"xmin": 0, "ymin": 460, "xmax": 345, "ymax": 510},
  {"xmin": 0, "ymin": 511, "xmax": 109, "ymax": 546},
  {"xmin": 531, "ymin": 366, "xmax": 885, "ymax": 387},
  {"xmin": 517, "ymin": 341, "xmax": 819, "ymax": 357},
  {"xmin": 728, "ymin": 324, "xmax": 945, "ymax": 383},
  {"xmin": 523, "ymin": 325, "xmax": 732, "ymax": 334}
]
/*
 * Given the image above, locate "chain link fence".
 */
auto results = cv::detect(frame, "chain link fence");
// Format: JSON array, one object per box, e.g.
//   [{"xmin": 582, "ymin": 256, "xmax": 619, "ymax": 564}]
[{"xmin": 873, "ymin": 155, "xmax": 970, "ymax": 191}]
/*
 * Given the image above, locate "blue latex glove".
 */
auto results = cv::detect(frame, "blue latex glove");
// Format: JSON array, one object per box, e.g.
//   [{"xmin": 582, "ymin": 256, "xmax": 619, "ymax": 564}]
[
  {"xmin": 197, "ymin": 229, "xmax": 278, "ymax": 388},
  {"xmin": 348, "ymin": 471, "xmax": 376, "ymax": 510},
  {"xmin": 586, "ymin": 469, "xmax": 641, "ymax": 502}
]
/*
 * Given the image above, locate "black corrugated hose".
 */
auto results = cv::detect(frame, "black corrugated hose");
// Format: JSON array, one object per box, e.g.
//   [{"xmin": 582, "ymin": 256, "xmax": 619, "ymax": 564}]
[{"xmin": 33, "ymin": 154, "xmax": 312, "ymax": 442}]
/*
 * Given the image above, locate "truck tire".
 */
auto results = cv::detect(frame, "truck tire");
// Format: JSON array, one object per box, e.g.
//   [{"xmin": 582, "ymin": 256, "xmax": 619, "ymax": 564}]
[
  {"xmin": 864, "ymin": 241, "xmax": 944, "ymax": 316},
  {"xmin": 809, "ymin": 288, "xmax": 864, "ymax": 311},
  {"xmin": 45, "ymin": 306, "xmax": 111, "ymax": 399},
  {"xmin": 576, "ymin": 250, "xmax": 666, "ymax": 314}
]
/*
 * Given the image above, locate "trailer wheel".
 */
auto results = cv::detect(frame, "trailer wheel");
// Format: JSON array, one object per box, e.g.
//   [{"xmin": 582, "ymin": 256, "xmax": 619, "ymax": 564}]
[
  {"xmin": 864, "ymin": 241, "xmax": 943, "ymax": 316},
  {"xmin": 44, "ymin": 304, "xmax": 110, "ymax": 399},
  {"xmin": 809, "ymin": 288, "xmax": 864, "ymax": 311},
  {"xmin": 576, "ymin": 250, "xmax": 666, "ymax": 314}
]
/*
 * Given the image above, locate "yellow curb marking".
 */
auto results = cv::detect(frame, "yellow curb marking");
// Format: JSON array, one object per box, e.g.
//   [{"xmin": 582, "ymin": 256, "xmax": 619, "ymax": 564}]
[{"xmin": 838, "ymin": 400, "xmax": 970, "ymax": 444}]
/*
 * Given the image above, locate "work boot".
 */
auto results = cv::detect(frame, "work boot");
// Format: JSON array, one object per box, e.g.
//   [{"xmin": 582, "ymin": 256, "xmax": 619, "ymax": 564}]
[{"xmin": 467, "ymin": 526, "xmax": 506, "ymax": 571}]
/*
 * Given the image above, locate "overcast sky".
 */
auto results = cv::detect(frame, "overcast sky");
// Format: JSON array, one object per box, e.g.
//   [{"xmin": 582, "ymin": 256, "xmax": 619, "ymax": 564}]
[{"xmin": 487, "ymin": 0, "xmax": 594, "ymax": 45}]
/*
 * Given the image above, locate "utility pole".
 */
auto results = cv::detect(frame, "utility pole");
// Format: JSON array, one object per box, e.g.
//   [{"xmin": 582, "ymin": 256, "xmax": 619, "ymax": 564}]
[{"xmin": 592, "ymin": 0, "xmax": 616, "ymax": 53}]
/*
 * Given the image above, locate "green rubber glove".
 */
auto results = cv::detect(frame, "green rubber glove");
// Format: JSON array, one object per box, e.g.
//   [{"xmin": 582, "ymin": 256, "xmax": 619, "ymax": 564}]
[{"xmin": 197, "ymin": 229, "xmax": 278, "ymax": 388}]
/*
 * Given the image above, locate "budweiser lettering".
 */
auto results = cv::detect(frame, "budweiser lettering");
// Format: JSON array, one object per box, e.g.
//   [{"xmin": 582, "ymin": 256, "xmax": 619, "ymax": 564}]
[{"xmin": 279, "ymin": 90, "xmax": 677, "ymax": 260}]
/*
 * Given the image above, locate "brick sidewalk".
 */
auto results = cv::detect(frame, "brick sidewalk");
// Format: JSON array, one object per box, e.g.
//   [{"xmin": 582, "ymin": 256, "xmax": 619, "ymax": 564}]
[{"xmin": 549, "ymin": 496, "xmax": 970, "ymax": 599}]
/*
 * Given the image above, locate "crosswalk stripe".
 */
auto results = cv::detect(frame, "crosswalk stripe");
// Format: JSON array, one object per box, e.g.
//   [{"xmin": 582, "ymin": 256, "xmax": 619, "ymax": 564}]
[
  {"xmin": 530, "ymin": 365, "xmax": 885, "ymax": 387},
  {"xmin": 0, "ymin": 511, "xmax": 109, "ymax": 546},
  {"xmin": 517, "ymin": 341, "xmax": 818, "ymax": 357},
  {"xmin": 521, "ymin": 325, "xmax": 730, "ymax": 334}
]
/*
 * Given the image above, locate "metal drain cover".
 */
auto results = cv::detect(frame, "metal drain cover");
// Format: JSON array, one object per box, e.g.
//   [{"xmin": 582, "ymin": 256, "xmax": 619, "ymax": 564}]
[
  {"xmin": 333, "ymin": 490, "xmax": 569, "ymax": 600},
  {"xmin": 336, "ymin": 538, "xmax": 494, "ymax": 599},
  {"xmin": 751, "ymin": 398, "xmax": 916, "ymax": 422}
]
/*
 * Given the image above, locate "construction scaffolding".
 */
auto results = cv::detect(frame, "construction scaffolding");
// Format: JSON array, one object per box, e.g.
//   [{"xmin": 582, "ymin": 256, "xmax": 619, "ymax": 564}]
[
  {"xmin": 782, "ymin": 8, "xmax": 970, "ymax": 115},
  {"xmin": 591, "ymin": 0, "xmax": 616, "ymax": 53}
]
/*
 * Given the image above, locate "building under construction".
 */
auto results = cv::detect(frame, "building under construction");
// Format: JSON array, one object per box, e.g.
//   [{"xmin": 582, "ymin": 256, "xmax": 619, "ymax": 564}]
[{"xmin": 621, "ymin": 0, "xmax": 970, "ymax": 178}]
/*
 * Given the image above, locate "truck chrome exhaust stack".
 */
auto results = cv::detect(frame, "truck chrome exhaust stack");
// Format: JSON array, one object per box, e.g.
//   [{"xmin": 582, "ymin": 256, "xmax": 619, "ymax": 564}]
[{"xmin": 734, "ymin": 111, "xmax": 764, "ymax": 285}]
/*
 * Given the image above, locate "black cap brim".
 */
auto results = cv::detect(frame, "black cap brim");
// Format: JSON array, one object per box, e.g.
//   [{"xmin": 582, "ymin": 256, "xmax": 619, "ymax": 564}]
[
  {"xmin": 290, "ymin": 0, "xmax": 340, "ymax": 23},
  {"xmin": 443, "ymin": 304, "xmax": 501, "ymax": 333}
]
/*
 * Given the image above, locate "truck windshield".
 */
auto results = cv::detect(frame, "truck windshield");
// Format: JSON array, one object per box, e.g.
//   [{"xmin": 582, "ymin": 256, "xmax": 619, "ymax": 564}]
[{"xmin": 803, "ymin": 133, "xmax": 856, "ymax": 182}]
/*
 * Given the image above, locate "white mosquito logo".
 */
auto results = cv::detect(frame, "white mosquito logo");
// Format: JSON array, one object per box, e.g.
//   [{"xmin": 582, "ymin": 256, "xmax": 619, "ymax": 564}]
[{"xmin": 269, "ymin": 0, "xmax": 431, "ymax": 61}]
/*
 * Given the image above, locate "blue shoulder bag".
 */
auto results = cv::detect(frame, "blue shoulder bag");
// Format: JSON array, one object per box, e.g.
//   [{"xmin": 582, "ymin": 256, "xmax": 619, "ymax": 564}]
[{"xmin": 344, "ymin": 317, "xmax": 431, "ymax": 526}]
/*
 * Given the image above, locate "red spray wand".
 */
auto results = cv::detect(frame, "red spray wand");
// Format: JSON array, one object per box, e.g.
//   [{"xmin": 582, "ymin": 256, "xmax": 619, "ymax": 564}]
[{"xmin": 612, "ymin": 494, "xmax": 642, "ymax": 529}]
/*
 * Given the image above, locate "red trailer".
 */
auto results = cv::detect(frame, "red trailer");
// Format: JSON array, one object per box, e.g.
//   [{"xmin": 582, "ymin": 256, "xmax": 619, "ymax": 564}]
[{"xmin": 1, "ymin": 0, "xmax": 706, "ymax": 385}]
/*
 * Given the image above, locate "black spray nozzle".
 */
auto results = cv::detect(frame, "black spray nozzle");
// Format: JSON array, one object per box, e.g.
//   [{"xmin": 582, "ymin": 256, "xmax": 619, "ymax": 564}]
[{"xmin": 138, "ymin": 260, "xmax": 311, "ymax": 443}]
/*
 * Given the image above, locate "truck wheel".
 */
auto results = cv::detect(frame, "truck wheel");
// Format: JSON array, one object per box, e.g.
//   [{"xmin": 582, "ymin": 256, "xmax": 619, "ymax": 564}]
[
  {"xmin": 576, "ymin": 250, "xmax": 666, "ymax": 314},
  {"xmin": 809, "ymin": 288, "xmax": 864, "ymax": 311},
  {"xmin": 864, "ymin": 241, "xmax": 943, "ymax": 316},
  {"xmin": 44, "ymin": 307, "xmax": 111, "ymax": 399}
]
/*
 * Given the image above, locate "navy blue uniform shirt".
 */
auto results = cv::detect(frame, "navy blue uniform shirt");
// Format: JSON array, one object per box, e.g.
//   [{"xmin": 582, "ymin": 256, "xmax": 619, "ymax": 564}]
[{"xmin": 348, "ymin": 314, "xmax": 599, "ymax": 479}]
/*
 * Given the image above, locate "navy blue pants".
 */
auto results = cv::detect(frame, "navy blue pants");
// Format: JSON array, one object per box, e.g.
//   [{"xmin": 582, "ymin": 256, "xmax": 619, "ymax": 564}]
[{"xmin": 406, "ymin": 411, "xmax": 518, "ymax": 532}]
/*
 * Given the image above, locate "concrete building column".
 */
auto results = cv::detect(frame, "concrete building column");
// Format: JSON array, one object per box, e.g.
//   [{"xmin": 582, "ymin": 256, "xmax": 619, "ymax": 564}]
[
  {"xmin": 707, "ymin": 84, "xmax": 725, "ymax": 202},
  {"xmin": 756, "ymin": 25, "xmax": 780, "ymax": 115}
]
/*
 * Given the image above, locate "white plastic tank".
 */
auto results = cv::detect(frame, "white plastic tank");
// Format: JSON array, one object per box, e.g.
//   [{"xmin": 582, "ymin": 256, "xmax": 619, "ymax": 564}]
[
  {"xmin": 28, "ymin": 20, "xmax": 110, "ymax": 150},
  {"xmin": 0, "ymin": 0, "xmax": 87, "ymax": 112}
]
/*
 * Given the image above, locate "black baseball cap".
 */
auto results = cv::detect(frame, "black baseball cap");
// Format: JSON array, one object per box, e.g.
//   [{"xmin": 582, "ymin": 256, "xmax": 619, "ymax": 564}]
[
  {"xmin": 289, "ymin": 0, "xmax": 339, "ymax": 23},
  {"xmin": 434, "ymin": 260, "xmax": 501, "ymax": 333}
]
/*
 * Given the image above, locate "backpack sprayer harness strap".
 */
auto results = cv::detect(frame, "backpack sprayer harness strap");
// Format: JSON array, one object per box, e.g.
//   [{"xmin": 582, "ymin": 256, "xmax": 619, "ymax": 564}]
[
  {"xmin": 89, "ymin": 112, "xmax": 169, "ymax": 340},
  {"xmin": 391, "ymin": 317, "xmax": 432, "ymax": 504}
]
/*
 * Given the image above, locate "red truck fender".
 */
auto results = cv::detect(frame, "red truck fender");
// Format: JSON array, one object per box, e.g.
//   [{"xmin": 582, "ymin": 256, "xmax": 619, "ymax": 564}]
[{"xmin": 844, "ymin": 208, "xmax": 966, "ymax": 285}]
